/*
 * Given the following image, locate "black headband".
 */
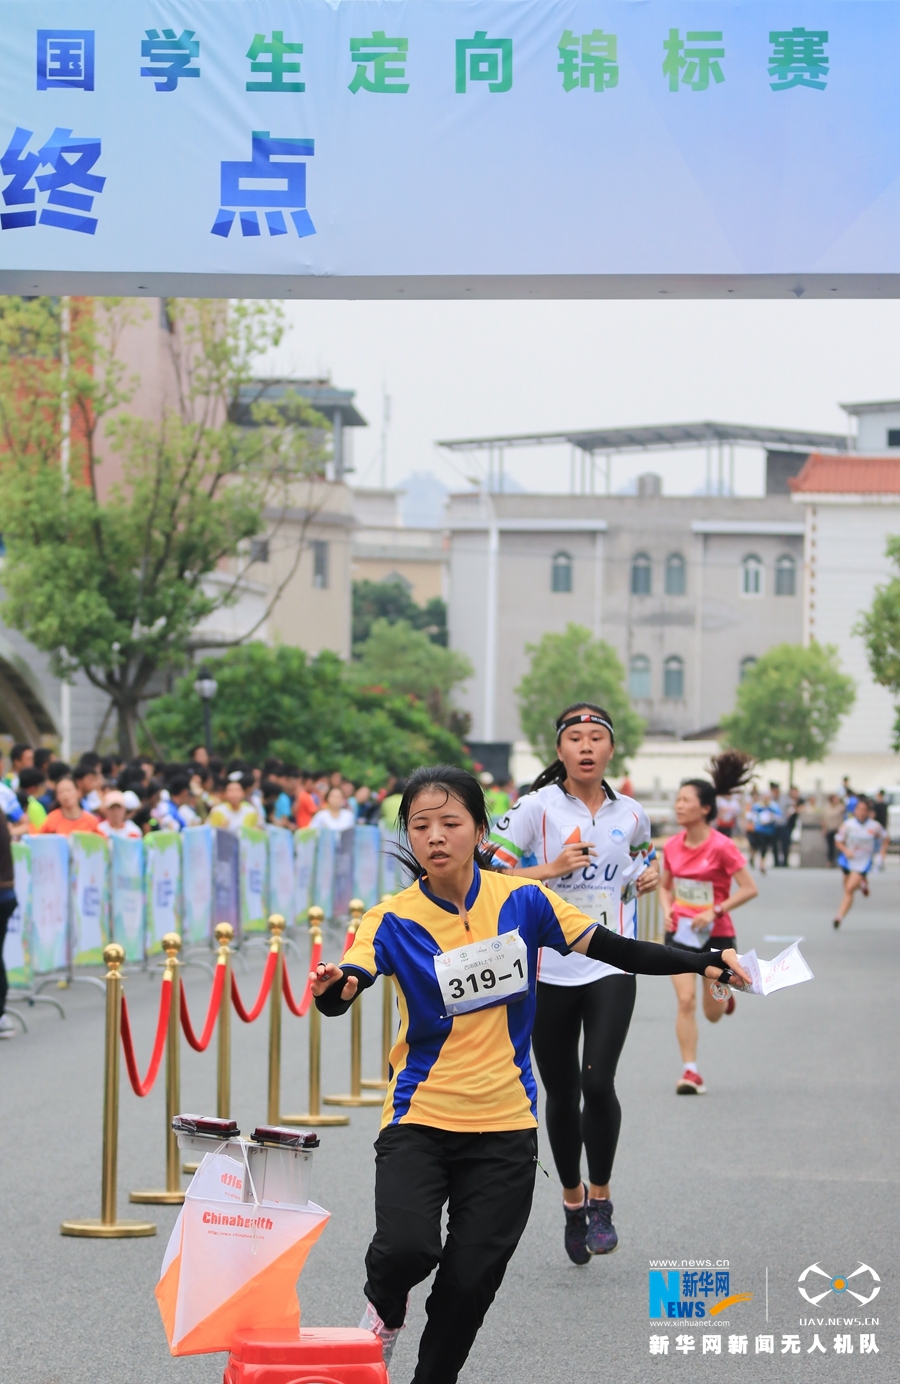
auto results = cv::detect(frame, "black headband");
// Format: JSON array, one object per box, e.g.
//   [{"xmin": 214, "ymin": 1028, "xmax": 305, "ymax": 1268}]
[{"xmin": 556, "ymin": 712, "xmax": 615, "ymax": 741}]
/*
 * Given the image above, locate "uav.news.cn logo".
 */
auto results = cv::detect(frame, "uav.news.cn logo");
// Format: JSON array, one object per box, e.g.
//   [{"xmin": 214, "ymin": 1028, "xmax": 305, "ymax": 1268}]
[{"xmin": 798, "ymin": 1263, "xmax": 880, "ymax": 1308}]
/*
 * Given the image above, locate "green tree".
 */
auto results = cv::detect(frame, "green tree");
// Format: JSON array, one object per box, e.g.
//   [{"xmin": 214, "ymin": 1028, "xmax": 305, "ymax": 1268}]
[
  {"xmin": 856, "ymin": 535, "xmax": 900, "ymax": 748},
  {"xmin": 720, "ymin": 642, "xmax": 855, "ymax": 782},
  {"xmin": 144, "ymin": 642, "xmax": 468, "ymax": 783},
  {"xmin": 516, "ymin": 623, "xmax": 644, "ymax": 773},
  {"xmin": 352, "ymin": 578, "xmax": 447, "ymax": 649},
  {"xmin": 350, "ymin": 618, "xmax": 472, "ymax": 735},
  {"xmin": 0, "ymin": 296, "xmax": 328, "ymax": 757}
]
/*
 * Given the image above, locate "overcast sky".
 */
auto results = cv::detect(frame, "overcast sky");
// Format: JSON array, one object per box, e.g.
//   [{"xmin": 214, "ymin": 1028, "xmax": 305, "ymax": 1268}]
[{"xmin": 265, "ymin": 298, "xmax": 900, "ymax": 497}]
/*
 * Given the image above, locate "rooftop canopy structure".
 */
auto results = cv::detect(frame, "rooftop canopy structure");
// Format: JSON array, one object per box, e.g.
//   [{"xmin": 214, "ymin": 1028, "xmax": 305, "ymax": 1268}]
[{"xmin": 438, "ymin": 421, "xmax": 849, "ymax": 497}]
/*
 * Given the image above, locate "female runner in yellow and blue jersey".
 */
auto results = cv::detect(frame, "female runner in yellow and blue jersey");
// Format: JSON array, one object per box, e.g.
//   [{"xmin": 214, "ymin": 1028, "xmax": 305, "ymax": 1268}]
[{"xmin": 310, "ymin": 765, "xmax": 748, "ymax": 1384}]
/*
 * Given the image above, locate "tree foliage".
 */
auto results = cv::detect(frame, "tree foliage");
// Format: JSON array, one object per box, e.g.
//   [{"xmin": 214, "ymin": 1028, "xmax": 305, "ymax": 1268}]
[
  {"xmin": 856, "ymin": 535, "xmax": 900, "ymax": 748},
  {"xmin": 515, "ymin": 623, "xmax": 644, "ymax": 773},
  {"xmin": 352, "ymin": 578, "xmax": 447, "ymax": 649},
  {"xmin": 144, "ymin": 643, "xmax": 468, "ymax": 783},
  {"xmin": 350, "ymin": 618, "xmax": 472, "ymax": 736},
  {"xmin": 720, "ymin": 642, "xmax": 855, "ymax": 777},
  {"xmin": 0, "ymin": 296, "xmax": 327, "ymax": 757}
]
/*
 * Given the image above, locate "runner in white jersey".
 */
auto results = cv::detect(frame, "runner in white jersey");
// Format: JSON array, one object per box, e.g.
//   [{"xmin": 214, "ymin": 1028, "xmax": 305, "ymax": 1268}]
[
  {"xmin": 490, "ymin": 703, "xmax": 656, "ymax": 1264},
  {"xmin": 832, "ymin": 796, "xmax": 887, "ymax": 929}
]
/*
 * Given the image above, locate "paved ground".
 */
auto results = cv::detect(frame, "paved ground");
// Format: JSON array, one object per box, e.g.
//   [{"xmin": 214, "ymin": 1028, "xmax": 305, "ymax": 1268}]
[{"xmin": 4, "ymin": 866, "xmax": 898, "ymax": 1384}]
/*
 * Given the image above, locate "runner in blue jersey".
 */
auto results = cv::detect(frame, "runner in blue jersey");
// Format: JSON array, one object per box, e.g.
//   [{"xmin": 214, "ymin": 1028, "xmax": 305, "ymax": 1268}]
[
  {"xmin": 490, "ymin": 703, "xmax": 657, "ymax": 1264},
  {"xmin": 310, "ymin": 765, "xmax": 747, "ymax": 1383}
]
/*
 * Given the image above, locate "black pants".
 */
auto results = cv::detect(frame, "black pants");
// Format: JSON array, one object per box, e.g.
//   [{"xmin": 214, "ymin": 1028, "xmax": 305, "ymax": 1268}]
[
  {"xmin": 530, "ymin": 974, "xmax": 636, "ymax": 1190},
  {"xmin": 825, "ymin": 830, "xmax": 838, "ymax": 866},
  {"xmin": 365, "ymin": 1123, "xmax": 537, "ymax": 1384},
  {"xmin": 0, "ymin": 897, "xmax": 16, "ymax": 1015}
]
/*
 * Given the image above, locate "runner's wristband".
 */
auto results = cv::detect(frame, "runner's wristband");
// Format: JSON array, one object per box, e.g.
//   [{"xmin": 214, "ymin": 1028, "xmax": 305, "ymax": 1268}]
[{"xmin": 315, "ymin": 965, "xmax": 375, "ymax": 1016}]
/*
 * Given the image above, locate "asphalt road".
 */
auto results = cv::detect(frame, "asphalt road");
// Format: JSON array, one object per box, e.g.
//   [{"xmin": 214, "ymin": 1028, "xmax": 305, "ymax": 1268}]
[{"xmin": 4, "ymin": 866, "xmax": 897, "ymax": 1384}]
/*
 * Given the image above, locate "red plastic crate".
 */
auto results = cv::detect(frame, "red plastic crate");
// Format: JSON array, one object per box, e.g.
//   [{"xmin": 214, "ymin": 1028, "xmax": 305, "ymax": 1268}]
[{"xmin": 223, "ymin": 1328, "xmax": 389, "ymax": 1384}]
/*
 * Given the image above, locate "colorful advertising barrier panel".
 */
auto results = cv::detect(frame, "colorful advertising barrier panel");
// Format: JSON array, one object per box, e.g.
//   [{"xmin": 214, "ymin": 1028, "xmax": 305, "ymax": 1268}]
[
  {"xmin": 110, "ymin": 834, "xmax": 145, "ymax": 962},
  {"xmin": 352, "ymin": 824, "xmax": 381, "ymax": 911},
  {"xmin": 29, "ymin": 834, "xmax": 69, "ymax": 974},
  {"xmin": 5, "ymin": 840, "xmax": 33, "ymax": 988},
  {"xmin": 293, "ymin": 827, "xmax": 317, "ymax": 923},
  {"xmin": 69, "ymin": 831, "xmax": 110, "ymax": 966},
  {"xmin": 214, "ymin": 829, "xmax": 240, "ymax": 942},
  {"xmin": 2, "ymin": 2, "xmax": 900, "ymax": 297},
  {"xmin": 239, "ymin": 826, "xmax": 269, "ymax": 933},
  {"xmin": 182, "ymin": 824, "xmax": 214, "ymax": 945},
  {"xmin": 144, "ymin": 830, "xmax": 181, "ymax": 955},
  {"xmin": 267, "ymin": 824, "xmax": 295, "ymax": 924}
]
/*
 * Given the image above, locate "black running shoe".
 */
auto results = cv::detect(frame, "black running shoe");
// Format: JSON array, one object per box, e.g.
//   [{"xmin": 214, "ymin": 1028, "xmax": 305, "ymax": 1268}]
[
  {"xmin": 563, "ymin": 1187, "xmax": 591, "ymax": 1265},
  {"xmin": 586, "ymin": 1198, "xmax": 618, "ymax": 1255}
]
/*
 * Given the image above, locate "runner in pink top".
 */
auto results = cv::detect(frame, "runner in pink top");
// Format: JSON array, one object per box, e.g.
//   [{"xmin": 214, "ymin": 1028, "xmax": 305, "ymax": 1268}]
[{"xmin": 660, "ymin": 752, "xmax": 759, "ymax": 1097}]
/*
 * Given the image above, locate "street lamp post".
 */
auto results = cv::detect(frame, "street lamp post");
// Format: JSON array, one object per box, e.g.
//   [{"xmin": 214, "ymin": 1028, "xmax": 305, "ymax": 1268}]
[{"xmin": 193, "ymin": 665, "xmax": 218, "ymax": 756}]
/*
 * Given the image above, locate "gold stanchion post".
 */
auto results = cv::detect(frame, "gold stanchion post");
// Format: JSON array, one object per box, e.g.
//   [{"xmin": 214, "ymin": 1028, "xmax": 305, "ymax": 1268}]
[
  {"xmin": 361, "ymin": 894, "xmax": 396, "ymax": 1091},
  {"xmin": 216, "ymin": 922, "xmax": 234, "ymax": 1118},
  {"xmin": 282, "ymin": 907, "xmax": 349, "ymax": 1128},
  {"xmin": 267, "ymin": 913, "xmax": 286, "ymax": 1125},
  {"xmin": 131, "ymin": 933, "xmax": 186, "ymax": 1205},
  {"xmin": 324, "ymin": 899, "xmax": 383, "ymax": 1108},
  {"xmin": 61, "ymin": 944, "xmax": 157, "ymax": 1238},
  {"xmin": 183, "ymin": 921, "xmax": 233, "ymax": 1175}
]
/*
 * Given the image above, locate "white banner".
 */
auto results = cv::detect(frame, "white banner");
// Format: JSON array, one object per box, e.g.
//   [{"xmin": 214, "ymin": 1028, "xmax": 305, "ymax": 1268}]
[{"xmin": 2, "ymin": 2, "xmax": 899, "ymax": 297}]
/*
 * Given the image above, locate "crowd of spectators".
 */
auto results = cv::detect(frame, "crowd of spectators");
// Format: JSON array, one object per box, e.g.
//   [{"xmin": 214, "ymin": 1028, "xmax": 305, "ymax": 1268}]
[{"xmin": 0, "ymin": 742, "xmax": 516, "ymax": 842}]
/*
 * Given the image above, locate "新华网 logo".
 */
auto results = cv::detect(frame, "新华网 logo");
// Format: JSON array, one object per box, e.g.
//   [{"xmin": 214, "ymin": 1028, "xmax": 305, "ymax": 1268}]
[{"xmin": 649, "ymin": 1270, "xmax": 752, "ymax": 1319}]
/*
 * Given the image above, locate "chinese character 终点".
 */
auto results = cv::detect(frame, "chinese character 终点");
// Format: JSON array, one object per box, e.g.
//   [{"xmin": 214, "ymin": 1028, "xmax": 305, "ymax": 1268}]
[
  {"xmin": 349, "ymin": 31, "xmax": 409, "ymax": 93},
  {"xmin": 246, "ymin": 31, "xmax": 304, "ymax": 92},
  {"xmin": 663, "ymin": 29, "xmax": 724, "ymax": 91},
  {"xmin": 1, "ymin": 125, "xmax": 105, "ymax": 234},
  {"xmin": 37, "ymin": 30, "xmax": 94, "ymax": 91},
  {"xmin": 141, "ymin": 29, "xmax": 200, "ymax": 92},
  {"xmin": 768, "ymin": 28, "xmax": 828, "ymax": 91},
  {"xmin": 557, "ymin": 30, "xmax": 618, "ymax": 92},
  {"xmin": 456, "ymin": 31, "xmax": 512, "ymax": 94},
  {"xmin": 212, "ymin": 131, "xmax": 315, "ymax": 239}
]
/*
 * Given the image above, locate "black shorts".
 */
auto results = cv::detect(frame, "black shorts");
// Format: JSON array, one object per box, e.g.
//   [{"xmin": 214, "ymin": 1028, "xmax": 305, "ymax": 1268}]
[{"xmin": 665, "ymin": 932, "xmax": 737, "ymax": 955}]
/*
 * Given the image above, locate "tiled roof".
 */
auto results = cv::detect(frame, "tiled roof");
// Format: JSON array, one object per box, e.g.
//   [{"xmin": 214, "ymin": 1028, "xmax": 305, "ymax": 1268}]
[{"xmin": 790, "ymin": 452, "xmax": 900, "ymax": 495}]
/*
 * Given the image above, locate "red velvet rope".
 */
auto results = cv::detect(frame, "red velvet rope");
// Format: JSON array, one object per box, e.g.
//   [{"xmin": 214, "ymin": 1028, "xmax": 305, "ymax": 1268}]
[
  {"xmin": 120, "ymin": 978, "xmax": 171, "ymax": 1098},
  {"xmin": 341, "ymin": 927, "xmax": 356, "ymax": 958},
  {"xmin": 282, "ymin": 938, "xmax": 322, "ymax": 1017},
  {"xmin": 231, "ymin": 947, "xmax": 279, "ymax": 1023},
  {"xmin": 180, "ymin": 962, "xmax": 226, "ymax": 1052}
]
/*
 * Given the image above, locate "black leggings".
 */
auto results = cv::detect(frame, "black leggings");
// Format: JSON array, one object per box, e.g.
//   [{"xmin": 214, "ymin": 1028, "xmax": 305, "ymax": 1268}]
[
  {"xmin": 0, "ymin": 897, "xmax": 15, "ymax": 1015},
  {"xmin": 531, "ymin": 973, "xmax": 636, "ymax": 1190}
]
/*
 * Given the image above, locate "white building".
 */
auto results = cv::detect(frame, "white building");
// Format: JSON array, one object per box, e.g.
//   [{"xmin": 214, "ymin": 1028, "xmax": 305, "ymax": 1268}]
[{"xmin": 791, "ymin": 446, "xmax": 900, "ymax": 756}]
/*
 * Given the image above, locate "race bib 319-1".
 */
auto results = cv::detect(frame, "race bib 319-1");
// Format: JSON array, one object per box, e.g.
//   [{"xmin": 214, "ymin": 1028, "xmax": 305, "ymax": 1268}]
[{"xmin": 434, "ymin": 929, "xmax": 529, "ymax": 1017}]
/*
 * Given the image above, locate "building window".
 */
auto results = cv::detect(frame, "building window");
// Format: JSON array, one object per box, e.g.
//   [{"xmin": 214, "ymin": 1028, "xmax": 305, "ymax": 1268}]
[
  {"xmin": 663, "ymin": 654, "xmax": 684, "ymax": 700},
  {"xmin": 551, "ymin": 551, "xmax": 573, "ymax": 593},
  {"xmin": 665, "ymin": 552, "xmax": 686, "ymax": 596},
  {"xmin": 741, "ymin": 554, "xmax": 763, "ymax": 597},
  {"xmin": 312, "ymin": 539, "xmax": 329, "ymax": 589},
  {"xmin": 250, "ymin": 538, "xmax": 269, "ymax": 564},
  {"xmin": 629, "ymin": 654, "xmax": 651, "ymax": 700},
  {"xmin": 774, "ymin": 553, "xmax": 796, "ymax": 596},
  {"xmin": 740, "ymin": 656, "xmax": 757, "ymax": 682},
  {"xmin": 631, "ymin": 552, "xmax": 652, "ymax": 595},
  {"xmin": 888, "ymin": 429, "xmax": 900, "ymax": 448}
]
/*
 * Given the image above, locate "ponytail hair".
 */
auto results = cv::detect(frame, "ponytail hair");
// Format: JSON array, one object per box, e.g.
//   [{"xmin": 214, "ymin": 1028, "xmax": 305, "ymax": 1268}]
[
  {"xmin": 391, "ymin": 764, "xmax": 496, "ymax": 881},
  {"xmin": 681, "ymin": 750, "xmax": 754, "ymax": 824},
  {"xmin": 528, "ymin": 702, "xmax": 616, "ymax": 795}
]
